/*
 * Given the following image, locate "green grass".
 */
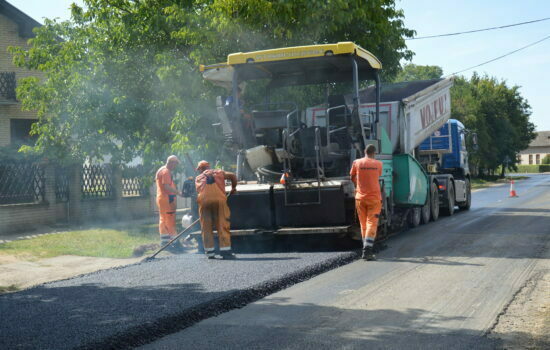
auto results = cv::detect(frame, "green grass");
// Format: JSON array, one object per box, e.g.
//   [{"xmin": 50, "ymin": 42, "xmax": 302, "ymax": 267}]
[
  {"xmin": 471, "ymin": 176, "xmax": 529, "ymax": 190},
  {"xmin": 0, "ymin": 224, "xmax": 159, "ymax": 259},
  {"xmin": 0, "ymin": 285, "xmax": 20, "ymax": 293}
]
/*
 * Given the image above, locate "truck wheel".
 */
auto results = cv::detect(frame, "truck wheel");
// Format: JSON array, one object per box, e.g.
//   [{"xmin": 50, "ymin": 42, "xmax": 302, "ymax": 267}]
[
  {"xmin": 458, "ymin": 178, "xmax": 471, "ymax": 210},
  {"xmin": 441, "ymin": 182, "xmax": 455, "ymax": 216},
  {"xmin": 409, "ymin": 207, "xmax": 421, "ymax": 228},
  {"xmin": 421, "ymin": 197, "xmax": 431, "ymax": 225},
  {"xmin": 430, "ymin": 182, "xmax": 439, "ymax": 221}
]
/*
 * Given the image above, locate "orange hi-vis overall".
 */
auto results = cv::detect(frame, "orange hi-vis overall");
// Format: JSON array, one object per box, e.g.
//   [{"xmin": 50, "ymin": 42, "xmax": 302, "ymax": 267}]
[
  {"xmin": 350, "ymin": 157, "xmax": 383, "ymax": 248},
  {"xmin": 156, "ymin": 166, "xmax": 177, "ymax": 243},
  {"xmin": 195, "ymin": 169, "xmax": 231, "ymax": 256}
]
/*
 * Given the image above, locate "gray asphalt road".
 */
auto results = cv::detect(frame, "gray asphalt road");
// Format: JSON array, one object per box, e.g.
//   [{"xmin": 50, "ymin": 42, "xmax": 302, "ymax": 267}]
[
  {"xmin": 140, "ymin": 174, "xmax": 550, "ymax": 350},
  {"xmin": 0, "ymin": 250, "xmax": 357, "ymax": 349}
]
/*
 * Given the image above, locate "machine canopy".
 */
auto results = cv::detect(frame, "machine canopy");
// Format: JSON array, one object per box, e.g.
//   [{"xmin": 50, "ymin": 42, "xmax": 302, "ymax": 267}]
[{"xmin": 200, "ymin": 42, "xmax": 382, "ymax": 88}]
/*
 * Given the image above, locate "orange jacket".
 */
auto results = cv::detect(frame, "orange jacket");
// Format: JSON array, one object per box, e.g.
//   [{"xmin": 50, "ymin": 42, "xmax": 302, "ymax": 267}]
[
  {"xmin": 350, "ymin": 157, "xmax": 383, "ymax": 201},
  {"xmin": 195, "ymin": 169, "xmax": 226, "ymax": 195},
  {"xmin": 155, "ymin": 166, "xmax": 175, "ymax": 199}
]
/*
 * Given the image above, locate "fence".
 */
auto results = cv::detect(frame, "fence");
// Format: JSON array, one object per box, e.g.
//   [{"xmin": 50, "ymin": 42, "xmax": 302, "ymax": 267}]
[
  {"xmin": 0, "ymin": 162, "xmax": 154, "ymax": 234},
  {"xmin": 0, "ymin": 162, "xmax": 45, "ymax": 205}
]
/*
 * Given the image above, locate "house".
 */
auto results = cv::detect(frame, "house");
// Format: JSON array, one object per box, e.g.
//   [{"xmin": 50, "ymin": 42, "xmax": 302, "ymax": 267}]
[
  {"xmin": 0, "ymin": 0, "xmax": 42, "ymax": 147},
  {"xmin": 518, "ymin": 131, "xmax": 550, "ymax": 165}
]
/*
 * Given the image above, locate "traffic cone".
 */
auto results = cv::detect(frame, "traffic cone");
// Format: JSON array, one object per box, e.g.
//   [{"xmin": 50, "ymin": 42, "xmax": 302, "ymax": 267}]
[{"xmin": 509, "ymin": 180, "xmax": 518, "ymax": 197}]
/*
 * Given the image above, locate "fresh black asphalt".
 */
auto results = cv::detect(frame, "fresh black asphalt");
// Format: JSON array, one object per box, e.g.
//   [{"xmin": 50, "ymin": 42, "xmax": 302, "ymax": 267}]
[{"xmin": 0, "ymin": 250, "xmax": 358, "ymax": 349}]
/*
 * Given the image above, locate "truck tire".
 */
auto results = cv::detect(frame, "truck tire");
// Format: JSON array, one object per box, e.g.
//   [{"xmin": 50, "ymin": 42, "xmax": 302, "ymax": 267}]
[
  {"xmin": 458, "ymin": 178, "xmax": 471, "ymax": 210},
  {"xmin": 421, "ymin": 196, "xmax": 431, "ymax": 225},
  {"xmin": 409, "ymin": 207, "xmax": 421, "ymax": 228},
  {"xmin": 430, "ymin": 182, "xmax": 439, "ymax": 221},
  {"xmin": 441, "ymin": 181, "xmax": 455, "ymax": 216}
]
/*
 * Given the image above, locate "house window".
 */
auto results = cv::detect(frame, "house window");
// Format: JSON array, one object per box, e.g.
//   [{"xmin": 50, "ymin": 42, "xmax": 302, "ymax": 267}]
[
  {"xmin": 536, "ymin": 154, "xmax": 540, "ymax": 165},
  {"xmin": 10, "ymin": 119, "xmax": 37, "ymax": 145},
  {"xmin": 529, "ymin": 154, "xmax": 533, "ymax": 164}
]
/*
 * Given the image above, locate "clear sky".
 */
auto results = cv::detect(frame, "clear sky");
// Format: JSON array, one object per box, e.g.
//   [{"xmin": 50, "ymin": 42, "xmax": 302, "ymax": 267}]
[{"xmin": 7, "ymin": 0, "xmax": 550, "ymax": 131}]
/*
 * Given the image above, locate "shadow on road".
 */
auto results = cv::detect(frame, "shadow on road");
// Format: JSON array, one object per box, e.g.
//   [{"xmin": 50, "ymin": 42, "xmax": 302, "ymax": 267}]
[{"xmin": 140, "ymin": 299, "xmax": 505, "ymax": 350}]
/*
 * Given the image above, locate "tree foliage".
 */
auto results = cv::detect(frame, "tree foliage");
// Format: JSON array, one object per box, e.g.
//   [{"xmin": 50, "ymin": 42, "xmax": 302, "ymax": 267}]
[
  {"xmin": 451, "ymin": 74, "xmax": 536, "ymax": 176},
  {"xmin": 393, "ymin": 63, "xmax": 443, "ymax": 82},
  {"xmin": 10, "ymin": 0, "xmax": 414, "ymax": 166}
]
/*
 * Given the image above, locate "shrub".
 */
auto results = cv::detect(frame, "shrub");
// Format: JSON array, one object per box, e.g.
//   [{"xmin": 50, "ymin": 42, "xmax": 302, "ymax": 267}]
[{"xmin": 516, "ymin": 164, "xmax": 550, "ymax": 173}]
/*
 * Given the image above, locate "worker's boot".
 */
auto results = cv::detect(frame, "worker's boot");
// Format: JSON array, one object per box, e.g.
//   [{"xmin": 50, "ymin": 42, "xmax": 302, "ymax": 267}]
[
  {"xmin": 220, "ymin": 250, "xmax": 237, "ymax": 260},
  {"xmin": 167, "ymin": 240, "xmax": 185, "ymax": 254},
  {"xmin": 362, "ymin": 246, "xmax": 375, "ymax": 261}
]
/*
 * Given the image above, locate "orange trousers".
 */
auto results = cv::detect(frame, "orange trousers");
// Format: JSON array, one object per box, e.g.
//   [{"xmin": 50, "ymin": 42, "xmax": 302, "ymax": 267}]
[
  {"xmin": 157, "ymin": 194, "xmax": 177, "ymax": 242},
  {"xmin": 355, "ymin": 198, "xmax": 382, "ymax": 248},
  {"xmin": 198, "ymin": 184, "xmax": 231, "ymax": 256}
]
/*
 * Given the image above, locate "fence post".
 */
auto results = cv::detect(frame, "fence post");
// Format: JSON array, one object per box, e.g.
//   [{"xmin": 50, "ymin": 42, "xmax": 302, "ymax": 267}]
[
  {"xmin": 43, "ymin": 162, "xmax": 56, "ymax": 205},
  {"xmin": 113, "ymin": 164, "xmax": 125, "ymax": 219},
  {"xmin": 68, "ymin": 164, "xmax": 82, "ymax": 224}
]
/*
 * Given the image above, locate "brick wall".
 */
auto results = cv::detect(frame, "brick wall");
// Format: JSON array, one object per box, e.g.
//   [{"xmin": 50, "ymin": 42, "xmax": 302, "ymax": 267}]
[
  {"xmin": 0, "ymin": 164, "xmax": 155, "ymax": 234},
  {"xmin": 0, "ymin": 12, "xmax": 42, "ymax": 146}
]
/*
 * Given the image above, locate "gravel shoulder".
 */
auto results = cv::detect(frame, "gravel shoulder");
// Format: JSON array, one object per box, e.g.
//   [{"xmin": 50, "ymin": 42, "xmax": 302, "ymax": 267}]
[
  {"xmin": 489, "ymin": 256, "xmax": 550, "ymax": 349},
  {"xmin": 0, "ymin": 255, "xmax": 142, "ymax": 291}
]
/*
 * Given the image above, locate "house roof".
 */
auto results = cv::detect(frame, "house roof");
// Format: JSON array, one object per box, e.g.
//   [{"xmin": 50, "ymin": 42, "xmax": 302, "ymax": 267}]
[
  {"xmin": 0, "ymin": 0, "xmax": 41, "ymax": 38},
  {"xmin": 530, "ymin": 131, "xmax": 550, "ymax": 147}
]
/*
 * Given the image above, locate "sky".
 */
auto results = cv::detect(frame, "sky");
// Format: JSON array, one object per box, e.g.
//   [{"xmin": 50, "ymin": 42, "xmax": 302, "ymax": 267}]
[{"xmin": 6, "ymin": 0, "xmax": 550, "ymax": 131}]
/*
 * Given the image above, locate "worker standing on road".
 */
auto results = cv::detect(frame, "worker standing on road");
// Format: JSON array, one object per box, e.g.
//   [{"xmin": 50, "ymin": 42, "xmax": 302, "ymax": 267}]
[
  {"xmin": 195, "ymin": 161, "xmax": 238, "ymax": 259},
  {"xmin": 350, "ymin": 144, "xmax": 383, "ymax": 261},
  {"xmin": 156, "ymin": 155, "xmax": 184, "ymax": 254}
]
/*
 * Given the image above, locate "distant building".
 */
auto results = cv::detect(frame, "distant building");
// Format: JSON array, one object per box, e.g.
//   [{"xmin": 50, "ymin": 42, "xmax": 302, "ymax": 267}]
[
  {"xmin": 0, "ymin": 0, "xmax": 42, "ymax": 147},
  {"xmin": 518, "ymin": 131, "xmax": 550, "ymax": 165}
]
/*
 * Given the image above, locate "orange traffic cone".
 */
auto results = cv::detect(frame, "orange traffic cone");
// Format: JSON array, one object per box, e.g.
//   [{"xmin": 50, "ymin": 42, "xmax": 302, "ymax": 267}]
[{"xmin": 509, "ymin": 180, "xmax": 518, "ymax": 197}]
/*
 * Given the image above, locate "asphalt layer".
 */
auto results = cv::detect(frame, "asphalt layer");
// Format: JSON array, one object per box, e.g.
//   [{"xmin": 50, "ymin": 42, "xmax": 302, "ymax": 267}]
[
  {"xmin": 139, "ymin": 174, "xmax": 550, "ymax": 350},
  {"xmin": 0, "ymin": 250, "xmax": 358, "ymax": 349}
]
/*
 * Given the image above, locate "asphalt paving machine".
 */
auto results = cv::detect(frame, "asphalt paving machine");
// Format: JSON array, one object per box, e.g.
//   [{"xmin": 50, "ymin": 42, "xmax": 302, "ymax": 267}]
[{"xmin": 191, "ymin": 42, "xmax": 472, "ymax": 243}]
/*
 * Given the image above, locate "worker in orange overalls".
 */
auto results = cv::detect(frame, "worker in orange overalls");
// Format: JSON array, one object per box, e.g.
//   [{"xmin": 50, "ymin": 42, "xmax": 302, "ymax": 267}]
[
  {"xmin": 195, "ymin": 161, "xmax": 238, "ymax": 259},
  {"xmin": 350, "ymin": 144, "xmax": 383, "ymax": 261},
  {"xmin": 156, "ymin": 155, "xmax": 184, "ymax": 254}
]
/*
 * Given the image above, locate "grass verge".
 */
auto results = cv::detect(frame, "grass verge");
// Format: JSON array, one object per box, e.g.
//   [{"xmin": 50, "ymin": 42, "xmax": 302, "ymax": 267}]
[
  {"xmin": 471, "ymin": 175, "xmax": 529, "ymax": 190},
  {"xmin": 0, "ymin": 285, "xmax": 20, "ymax": 293},
  {"xmin": 0, "ymin": 224, "xmax": 159, "ymax": 260}
]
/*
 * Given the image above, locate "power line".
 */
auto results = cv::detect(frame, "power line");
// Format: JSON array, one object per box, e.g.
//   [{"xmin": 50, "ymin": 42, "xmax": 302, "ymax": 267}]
[
  {"xmin": 408, "ymin": 17, "xmax": 550, "ymax": 40},
  {"xmin": 448, "ymin": 34, "xmax": 550, "ymax": 76}
]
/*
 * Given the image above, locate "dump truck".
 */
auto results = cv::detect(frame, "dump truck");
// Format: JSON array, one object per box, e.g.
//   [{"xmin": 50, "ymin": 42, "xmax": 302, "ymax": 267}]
[{"xmin": 190, "ymin": 42, "xmax": 472, "ymax": 244}]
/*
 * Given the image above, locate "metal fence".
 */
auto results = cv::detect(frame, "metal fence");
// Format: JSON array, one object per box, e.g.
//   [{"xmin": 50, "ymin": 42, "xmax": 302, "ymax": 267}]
[
  {"xmin": 55, "ymin": 166, "xmax": 70, "ymax": 202},
  {"xmin": 0, "ymin": 162, "xmax": 45, "ymax": 205},
  {"xmin": 122, "ymin": 176, "xmax": 148, "ymax": 197},
  {"xmin": 81, "ymin": 164, "xmax": 113, "ymax": 200}
]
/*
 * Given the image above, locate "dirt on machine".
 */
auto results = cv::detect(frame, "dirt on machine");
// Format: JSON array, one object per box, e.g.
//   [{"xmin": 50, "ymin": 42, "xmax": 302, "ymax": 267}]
[{"xmin": 183, "ymin": 42, "xmax": 474, "ymax": 246}]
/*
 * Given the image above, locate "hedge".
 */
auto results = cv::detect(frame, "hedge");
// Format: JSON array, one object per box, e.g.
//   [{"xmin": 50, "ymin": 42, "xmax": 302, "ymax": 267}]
[{"xmin": 516, "ymin": 164, "xmax": 550, "ymax": 173}]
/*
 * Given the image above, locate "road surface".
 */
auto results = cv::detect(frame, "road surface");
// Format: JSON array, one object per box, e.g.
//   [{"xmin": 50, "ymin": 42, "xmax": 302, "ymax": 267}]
[
  {"xmin": 140, "ymin": 174, "xmax": 549, "ymax": 349},
  {"xmin": 0, "ymin": 175, "xmax": 548, "ymax": 349}
]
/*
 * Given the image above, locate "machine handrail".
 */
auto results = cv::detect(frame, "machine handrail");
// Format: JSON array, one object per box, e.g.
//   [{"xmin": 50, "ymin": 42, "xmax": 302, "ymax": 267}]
[{"xmin": 325, "ymin": 105, "xmax": 350, "ymax": 148}]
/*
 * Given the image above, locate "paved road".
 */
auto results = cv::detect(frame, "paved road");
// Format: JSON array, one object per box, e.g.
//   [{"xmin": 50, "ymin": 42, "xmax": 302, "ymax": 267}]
[{"xmin": 141, "ymin": 174, "xmax": 550, "ymax": 350}]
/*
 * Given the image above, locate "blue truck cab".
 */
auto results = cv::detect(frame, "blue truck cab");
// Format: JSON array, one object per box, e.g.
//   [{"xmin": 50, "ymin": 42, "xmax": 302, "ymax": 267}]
[
  {"xmin": 418, "ymin": 119, "xmax": 472, "ymax": 214},
  {"xmin": 419, "ymin": 119, "xmax": 469, "ymax": 176}
]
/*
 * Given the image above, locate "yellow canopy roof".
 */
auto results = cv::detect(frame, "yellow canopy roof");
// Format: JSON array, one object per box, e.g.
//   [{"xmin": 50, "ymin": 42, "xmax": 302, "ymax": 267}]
[{"xmin": 200, "ymin": 42, "xmax": 382, "ymax": 87}]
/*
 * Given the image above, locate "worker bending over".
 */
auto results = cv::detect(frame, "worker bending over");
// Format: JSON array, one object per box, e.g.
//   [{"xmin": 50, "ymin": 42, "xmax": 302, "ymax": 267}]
[
  {"xmin": 350, "ymin": 144, "xmax": 383, "ymax": 261},
  {"xmin": 195, "ymin": 161, "xmax": 237, "ymax": 259},
  {"xmin": 156, "ymin": 155, "xmax": 184, "ymax": 254}
]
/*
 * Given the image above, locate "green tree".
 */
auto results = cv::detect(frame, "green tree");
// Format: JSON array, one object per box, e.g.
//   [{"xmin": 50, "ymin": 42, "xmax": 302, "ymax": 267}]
[
  {"xmin": 10, "ymin": 0, "xmax": 415, "ymax": 166},
  {"xmin": 393, "ymin": 63, "xmax": 443, "ymax": 82},
  {"xmin": 451, "ymin": 73, "xmax": 536, "ymax": 176}
]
